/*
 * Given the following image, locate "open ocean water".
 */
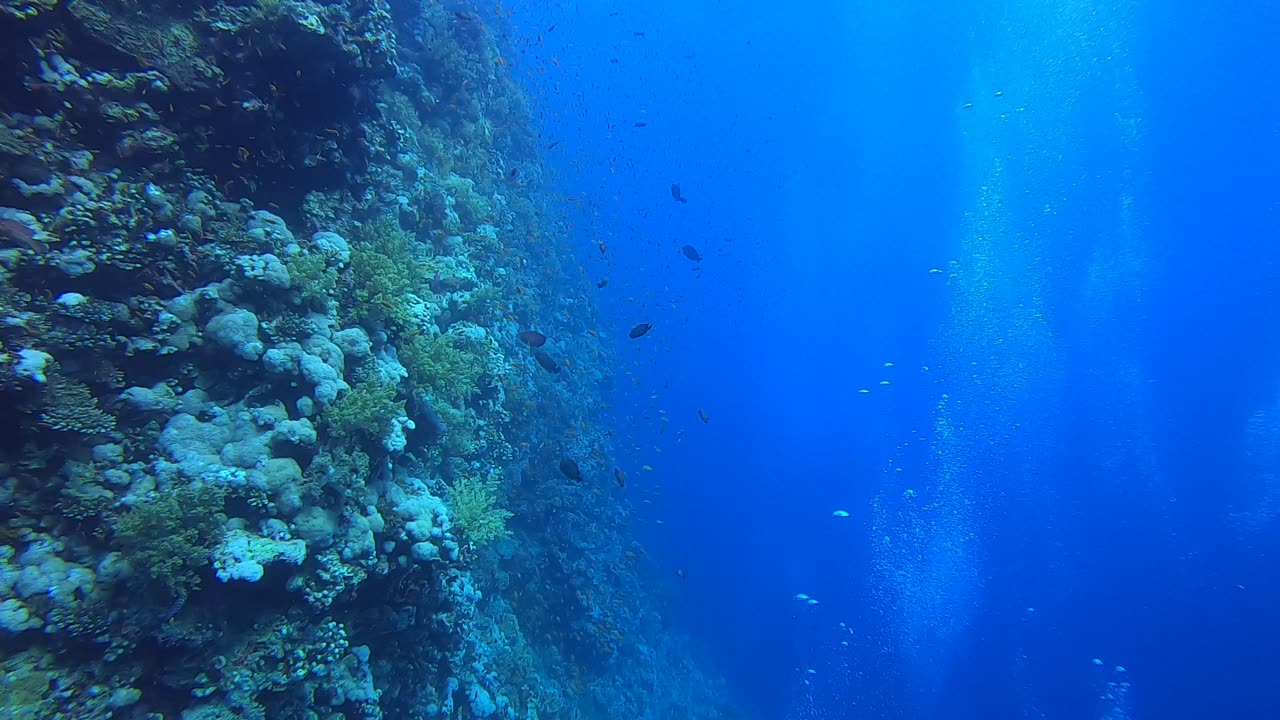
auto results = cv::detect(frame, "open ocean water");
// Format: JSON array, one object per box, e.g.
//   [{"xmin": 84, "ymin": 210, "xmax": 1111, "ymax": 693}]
[{"xmin": 0, "ymin": 1, "xmax": 1277, "ymax": 719}]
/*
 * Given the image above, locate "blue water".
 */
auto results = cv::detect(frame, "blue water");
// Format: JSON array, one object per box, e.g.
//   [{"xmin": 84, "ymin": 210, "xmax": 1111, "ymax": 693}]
[
  {"xmin": 5, "ymin": 0, "xmax": 1278, "ymax": 716},
  {"xmin": 509, "ymin": 1, "xmax": 1280, "ymax": 718}
]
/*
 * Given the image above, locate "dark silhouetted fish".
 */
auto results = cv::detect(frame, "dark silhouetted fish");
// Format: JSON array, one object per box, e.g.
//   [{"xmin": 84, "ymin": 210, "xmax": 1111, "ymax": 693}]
[
  {"xmin": 681, "ymin": 245, "xmax": 702, "ymax": 262},
  {"xmin": 533, "ymin": 349, "xmax": 561, "ymax": 373},
  {"xmin": 698, "ymin": 408, "xmax": 710, "ymax": 424},
  {"xmin": 0, "ymin": 219, "xmax": 47, "ymax": 253},
  {"xmin": 411, "ymin": 396, "xmax": 448, "ymax": 442},
  {"xmin": 614, "ymin": 467, "xmax": 627, "ymax": 488},
  {"xmin": 596, "ymin": 278, "xmax": 609, "ymax": 289},
  {"xmin": 518, "ymin": 330, "xmax": 548, "ymax": 348},
  {"xmin": 559, "ymin": 457, "xmax": 584, "ymax": 482},
  {"xmin": 628, "ymin": 323, "xmax": 654, "ymax": 339},
  {"xmin": 670, "ymin": 183, "xmax": 688, "ymax": 203},
  {"xmin": 634, "ymin": 122, "xmax": 648, "ymax": 127},
  {"xmin": 599, "ymin": 241, "xmax": 608, "ymax": 254}
]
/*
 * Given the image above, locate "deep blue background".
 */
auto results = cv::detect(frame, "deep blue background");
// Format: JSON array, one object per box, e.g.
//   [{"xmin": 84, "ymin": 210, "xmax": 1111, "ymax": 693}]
[{"xmin": 495, "ymin": 1, "xmax": 1280, "ymax": 718}]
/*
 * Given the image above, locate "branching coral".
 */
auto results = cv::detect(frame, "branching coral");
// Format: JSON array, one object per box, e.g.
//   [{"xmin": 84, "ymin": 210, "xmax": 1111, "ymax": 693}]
[
  {"xmin": 67, "ymin": 1, "xmax": 222, "ymax": 89},
  {"xmin": 343, "ymin": 217, "xmax": 424, "ymax": 328},
  {"xmin": 448, "ymin": 473, "xmax": 511, "ymax": 545},
  {"xmin": 112, "ymin": 483, "xmax": 227, "ymax": 596},
  {"xmin": 400, "ymin": 331, "xmax": 484, "ymax": 405},
  {"xmin": 284, "ymin": 251, "xmax": 340, "ymax": 311},
  {"xmin": 40, "ymin": 373, "xmax": 117, "ymax": 436},
  {"xmin": 319, "ymin": 377, "xmax": 403, "ymax": 443}
]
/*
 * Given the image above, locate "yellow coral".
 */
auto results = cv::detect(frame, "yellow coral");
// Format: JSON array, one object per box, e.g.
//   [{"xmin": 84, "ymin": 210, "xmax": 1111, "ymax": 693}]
[{"xmin": 448, "ymin": 474, "xmax": 512, "ymax": 545}]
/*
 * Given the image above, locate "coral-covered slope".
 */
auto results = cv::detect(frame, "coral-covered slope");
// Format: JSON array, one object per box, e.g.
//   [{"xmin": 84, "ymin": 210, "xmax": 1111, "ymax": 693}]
[{"xmin": 0, "ymin": 1, "xmax": 737, "ymax": 719}]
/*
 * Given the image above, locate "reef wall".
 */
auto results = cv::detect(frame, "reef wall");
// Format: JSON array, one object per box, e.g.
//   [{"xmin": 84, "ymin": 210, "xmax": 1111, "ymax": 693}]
[{"xmin": 0, "ymin": 1, "xmax": 732, "ymax": 718}]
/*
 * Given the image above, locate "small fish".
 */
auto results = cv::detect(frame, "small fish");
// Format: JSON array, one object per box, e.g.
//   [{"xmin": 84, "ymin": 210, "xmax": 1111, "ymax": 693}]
[
  {"xmin": 681, "ymin": 244, "xmax": 702, "ymax": 262},
  {"xmin": 670, "ymin": 183, "xmax": 688, "ymax": 203},
  {"xmin": 698, "ymin": 408, "xmax": 709, "ymax": 424},
  {"xmin": 508, "ymin": 167, "xmax": 520, "ymax": 179},
  {"xmin": 597, "ymin": 278, "xmax": 609, "ymax": 288},
  {"xmin": 518, "ymin": 330, "xmax": 548, "ymax": 347},
  {"xmin": 533, "ymin": 350, "xmax": 562, "ymax": 374},
  {"xmin": 614, "ymin": 467, "xmax": 626, "ymax": 487},
  {"xmin": 795, "ymin": 593, "xmax": 810, "ymax": 601},
  {"xmin": 633, "ymin": 31, "xmax": 646, "ymax": 37},
  {"xmin": 832, "ymin": 510, "xmax": 850, "ymax": 518},
  {"xmin": 642, "ymin": 464, "xmax": 654, "ymax": 471},
  {"xmin": 807, "ymin": 599, "xmax": 820, "ymax": 606},
  {"xmin": 676, "ymin": 569, "xmax": 687, "ymax": 579},
  {"xmin": 634, "ymin": 122, "xmax": 648, "ymax": 127},
  {"xmin": 628, "ymin": 322, "xmax": 654, "ymax": 339},
  {"xmin": 599, "ymin": 241, "xmax": 608, "ymax": 254},
  {"xmin": 559, "ymin": 457, "xmax": 584, "ymax": 482},
  {"xmin": 962, "ymin": 102, "xmax": 974, "ymax": 109}
]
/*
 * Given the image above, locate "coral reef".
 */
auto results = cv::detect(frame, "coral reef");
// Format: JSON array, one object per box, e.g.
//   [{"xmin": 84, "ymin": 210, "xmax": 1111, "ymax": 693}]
[{"xmin": 0, "ymin": 1, "xmax": 737, "ymax": 719}]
